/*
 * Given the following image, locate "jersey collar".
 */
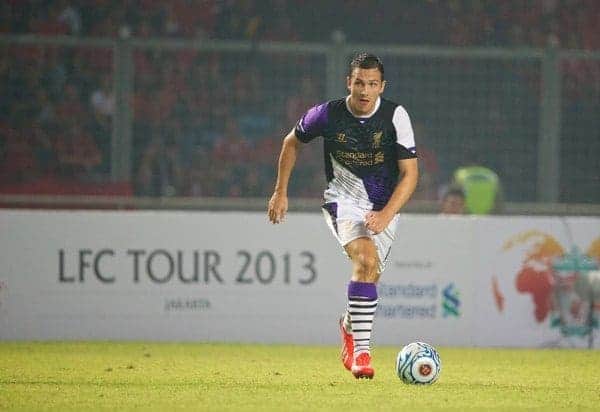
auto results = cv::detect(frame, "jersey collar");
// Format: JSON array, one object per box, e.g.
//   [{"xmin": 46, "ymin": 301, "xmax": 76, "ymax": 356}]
[{"xmin": 345, "ymin": 96, "xmax": 381, "ymax": 119}]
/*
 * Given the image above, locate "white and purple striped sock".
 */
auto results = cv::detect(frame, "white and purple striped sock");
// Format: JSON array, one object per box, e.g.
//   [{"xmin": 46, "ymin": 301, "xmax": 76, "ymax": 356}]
[{"xmin": 347, "ymin": 281, "xmax": 378, "ymax": 355}]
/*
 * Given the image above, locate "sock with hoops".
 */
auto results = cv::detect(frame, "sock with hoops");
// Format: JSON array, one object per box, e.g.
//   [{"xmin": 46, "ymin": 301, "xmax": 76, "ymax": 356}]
[{"xmin": 347, "ymin": 281, "xmax": 378, "ymax": 356}]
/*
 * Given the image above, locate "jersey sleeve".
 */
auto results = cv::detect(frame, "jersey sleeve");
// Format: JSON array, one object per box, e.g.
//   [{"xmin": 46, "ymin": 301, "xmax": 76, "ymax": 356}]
[
  {"xmin": 294, "ymin": 102, "xmax": 328, "ymax": 143},
  {"xmin": 392, "ymin": 105, "xmax": 417, "ymax": 159}
]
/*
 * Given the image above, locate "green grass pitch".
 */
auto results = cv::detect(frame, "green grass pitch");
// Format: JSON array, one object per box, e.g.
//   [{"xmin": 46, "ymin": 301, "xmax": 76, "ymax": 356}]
[{"xmin": 1, "ymin": 342, "xmax": 599, "ymax": 411}]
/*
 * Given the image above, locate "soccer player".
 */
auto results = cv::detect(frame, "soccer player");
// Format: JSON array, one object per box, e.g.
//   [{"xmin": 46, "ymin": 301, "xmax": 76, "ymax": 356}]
[{"xmin": 267, "ymin": 53, "xmax": 418, "ymax": 379}]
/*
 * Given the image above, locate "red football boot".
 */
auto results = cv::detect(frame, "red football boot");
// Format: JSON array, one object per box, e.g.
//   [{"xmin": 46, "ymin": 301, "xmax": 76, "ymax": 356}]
[
  {"xmin": 351, "ymin": 352, "xmax": 374, "ymax": 379},
  {"xmin": 339, "ymin": 316, "xmax": 353, "ymax": 371}
]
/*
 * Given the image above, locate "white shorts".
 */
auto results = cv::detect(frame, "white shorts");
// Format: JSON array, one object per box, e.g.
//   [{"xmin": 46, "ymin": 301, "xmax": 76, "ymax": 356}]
[{"xmin": 322, "ymin": 201, "xmax": 398, "ymax": 273}]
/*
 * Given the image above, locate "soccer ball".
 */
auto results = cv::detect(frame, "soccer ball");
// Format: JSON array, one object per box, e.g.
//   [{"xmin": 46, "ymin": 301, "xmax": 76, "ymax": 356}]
[{"xmin": 395, "ymin": 341, "xmax": 441, "ymax": 384}]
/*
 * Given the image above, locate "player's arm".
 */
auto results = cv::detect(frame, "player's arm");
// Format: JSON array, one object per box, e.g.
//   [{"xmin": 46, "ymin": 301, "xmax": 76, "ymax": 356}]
[
  {"xmin": 268, "ymin": 129, "xmax": 301, "ymax": 224},
  {"xmin": 365, "ymin": 158, "xmax": 418, "ymax": 234}
]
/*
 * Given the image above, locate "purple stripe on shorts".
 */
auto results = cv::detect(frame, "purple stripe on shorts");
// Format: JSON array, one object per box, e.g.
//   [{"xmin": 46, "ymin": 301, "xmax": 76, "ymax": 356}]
[
  {"xmin": 348, "ymin": 281, "xmax": 377, "ymax": 300},
  {"xmin": 322, "ymin": 202, "xmax": 338, "ymax": 233}
]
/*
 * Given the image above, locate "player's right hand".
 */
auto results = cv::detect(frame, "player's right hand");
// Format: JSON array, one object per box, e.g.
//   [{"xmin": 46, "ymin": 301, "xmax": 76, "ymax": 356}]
[{"xmin": 268, "ymin": 192, "xmax": 288, "ymax": 224}]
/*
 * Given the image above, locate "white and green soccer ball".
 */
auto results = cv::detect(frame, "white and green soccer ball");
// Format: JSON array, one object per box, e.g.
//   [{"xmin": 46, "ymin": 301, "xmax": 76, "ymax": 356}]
[{"xmin": 395, "ymin": 341, "xmax": 441, "ymax": 384}]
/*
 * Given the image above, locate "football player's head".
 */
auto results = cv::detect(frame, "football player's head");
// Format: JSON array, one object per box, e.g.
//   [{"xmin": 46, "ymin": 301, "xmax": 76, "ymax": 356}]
[
  {"xmin": 347, "ymin": 53, "xmax": 386, "ymax": 116},
  {"xmin": 348, "ymin": 52, "xmax": 385, "ymax": 80}
]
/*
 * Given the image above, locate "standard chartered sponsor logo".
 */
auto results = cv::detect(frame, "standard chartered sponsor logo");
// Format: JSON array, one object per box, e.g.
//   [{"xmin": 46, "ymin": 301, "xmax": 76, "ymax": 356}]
[
  {"xmin": 379, "ymin": 283, "xmax": 437, "ymax": 299},
  {"xmin": 377, "ymin": 282, "xmax": 461, "ymax": 319},
  {"xmin": 377, "ymin": 283, "xmax": 438, "ymax": 319},
  {"xmin": 334, "ymin": 150, "xmax": 385, "ymax": 166},
  {"xmin": 442, "ymin": 283, "xmax": 461, "ymax": 317}
]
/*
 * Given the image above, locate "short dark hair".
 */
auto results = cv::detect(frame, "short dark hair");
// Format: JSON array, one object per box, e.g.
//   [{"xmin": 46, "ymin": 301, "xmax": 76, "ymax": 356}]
[
  {"xmin": 349, "ymin": 52, "xmax": 384, "ymax": 80},
  {"xmin": 443, "ymin": 185, "xmax": 466, "ymax": 200}
]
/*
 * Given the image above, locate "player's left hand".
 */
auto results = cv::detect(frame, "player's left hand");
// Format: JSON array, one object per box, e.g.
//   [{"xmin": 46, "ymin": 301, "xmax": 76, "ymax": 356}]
[{"xmin": 364, "ymin": 210, "xmax": 393, "ymax": 234}]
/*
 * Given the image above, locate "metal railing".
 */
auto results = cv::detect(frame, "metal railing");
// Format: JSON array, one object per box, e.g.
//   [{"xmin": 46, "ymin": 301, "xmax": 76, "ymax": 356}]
[
  {"xmin": 1, "ymin": 194, "xmax": 599, "ymax": 216},
  {"xmin": 1, "ymin": 34, "xmax": 599, "ymax": 207}
]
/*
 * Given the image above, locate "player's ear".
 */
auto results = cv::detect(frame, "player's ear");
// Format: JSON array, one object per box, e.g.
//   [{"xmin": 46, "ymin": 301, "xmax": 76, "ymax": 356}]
[
  {"xmin": 346, "ymin": 76, "xmax": 352, "ymax": 91},
  {"xmin": 380, "ymin": 80, "xmax": 386, "ymax": 94}
]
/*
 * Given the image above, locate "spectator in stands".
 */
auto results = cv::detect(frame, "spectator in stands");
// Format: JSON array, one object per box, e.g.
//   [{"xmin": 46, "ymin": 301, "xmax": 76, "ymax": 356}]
[
  {"xmin": 451, "ymin": 155, "xmax": 503, "ymax": 215},
  {"xmin": 35, "ymin": 89, "xmax": 56, "ymax": 126},
  {"xmin": 54, "ymin": 122, "xmax": 102, "ymax": 178},
  {"xmin": 439, "ymin": 186, "xmax": 466, "ymax": 215},
  {"xmin": 88, "ymin": 105, "xmax": 112, "ymax": 177},
  {"xmin": 55, "ymin": 83, "xmax": 86, "ymax": 125},
  {"xmin": 162, "ymin": 3, "xmax": 182, "ymax": 37},
  {"xmin": 32, "ymin": 3, "xmax": 69, "ymax": 35},
  {"xmin": 211, "ymin": 118, "xmax": 251, "ymax": 166},
  {"xmin": 42, "ymin": 48, "xmax": 67, "ymax": 100},
  {"xmin": 57, "ymin": 0, "xmax": 82, "ymax": 35},
  {"xmin": 208, "ymin": 118, "xmax": 255, "ymax": 196},
  {"xmin": 241, "ymin": 167, "xmax": 262, "ymax": 197},
  {"xmin": 30, "ymin": 119, "xmax": 58, "ymax": 176},
  {"xmin": 0, "ymin": 3, "xmax": 12, "ymax": 33},
  {"xmin": 0, "ymin": 120, "xmax": 37, "ymax": 184},
  {"xmin": 137, "ymin": 131, "xmax": 185, "ymax": 197},
  {"xmin": 186, "ymin": 147, "xmax": 215, "ymax": 197},
  {"xmin": 262, "ymin": 14, "xmax": 298, "ymax": 42},
  {"xmin": 89, "ymin": 74, "xmax": 114, "ymax": 117},
  {"xmin": 215, "ymin": 0, "xmax": 262, "ymax": 40}
]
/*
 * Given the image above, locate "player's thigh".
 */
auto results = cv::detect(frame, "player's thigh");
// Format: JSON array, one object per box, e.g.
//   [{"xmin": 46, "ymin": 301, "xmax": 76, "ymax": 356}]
[{"xmin": 344, "ymin": 236, "xmax": 380, "ymax": 269}]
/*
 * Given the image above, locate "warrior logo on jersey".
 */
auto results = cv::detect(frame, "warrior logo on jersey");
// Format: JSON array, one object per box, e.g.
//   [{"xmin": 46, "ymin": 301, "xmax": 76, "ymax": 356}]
[
  {"xmin": 372, "ymin": 131, "xmax": 383, "ymax": 149},
  {"xmin": 336, "ymin": 132, "xmax": 346, "ymax": 143}
]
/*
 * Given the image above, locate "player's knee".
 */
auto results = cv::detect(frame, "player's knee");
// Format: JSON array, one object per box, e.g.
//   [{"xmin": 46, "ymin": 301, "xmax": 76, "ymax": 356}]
[{"xmin": 354, "ymin": 252, "xmax": 379, "ymax": 278}]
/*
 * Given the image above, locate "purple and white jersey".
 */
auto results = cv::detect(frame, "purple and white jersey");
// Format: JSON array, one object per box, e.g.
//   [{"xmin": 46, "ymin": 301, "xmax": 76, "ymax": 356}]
[{"xmin": 295, "ymin": 96, "xmax": 417, "ymax": 211}]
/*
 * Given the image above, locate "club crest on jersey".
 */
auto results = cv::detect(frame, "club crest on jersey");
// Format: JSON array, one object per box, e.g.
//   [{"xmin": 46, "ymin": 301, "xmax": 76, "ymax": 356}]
[
  {"xmin": 372, "ymin": 131, "xmax": 383, "ymax": 148},
  {"xmin": 336, "ymin": 132, "xmax": 346, "ymax": 143}
]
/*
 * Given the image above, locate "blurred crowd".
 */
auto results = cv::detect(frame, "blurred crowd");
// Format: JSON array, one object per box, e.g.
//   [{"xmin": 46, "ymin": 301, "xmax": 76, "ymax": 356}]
[
  {"xmin": 2, "ymin": 0, "xmax": 599, "ymax": 49},
  {"xmin": 1, "ymin": 0, "xmax": 598, "ymax": 202},
  {"xmin": 0, "ymin": 46, "xmax": 113, "ymax": 191},
  {"xmin": 0, "ymin": 43, "xmax": 325, "ymax": 197}
]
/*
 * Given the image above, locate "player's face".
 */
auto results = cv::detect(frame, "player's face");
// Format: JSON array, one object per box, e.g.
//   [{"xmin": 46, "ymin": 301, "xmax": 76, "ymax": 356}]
[{"xmin": 347, "ymin": 68, "xmax": 386, "ymax": 116}]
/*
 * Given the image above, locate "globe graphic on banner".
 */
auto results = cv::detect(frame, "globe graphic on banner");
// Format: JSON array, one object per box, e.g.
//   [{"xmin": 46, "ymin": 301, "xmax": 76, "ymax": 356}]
[{"xmin": 496, "ymin": 231, "xmax": 600, "ymax": 343}]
